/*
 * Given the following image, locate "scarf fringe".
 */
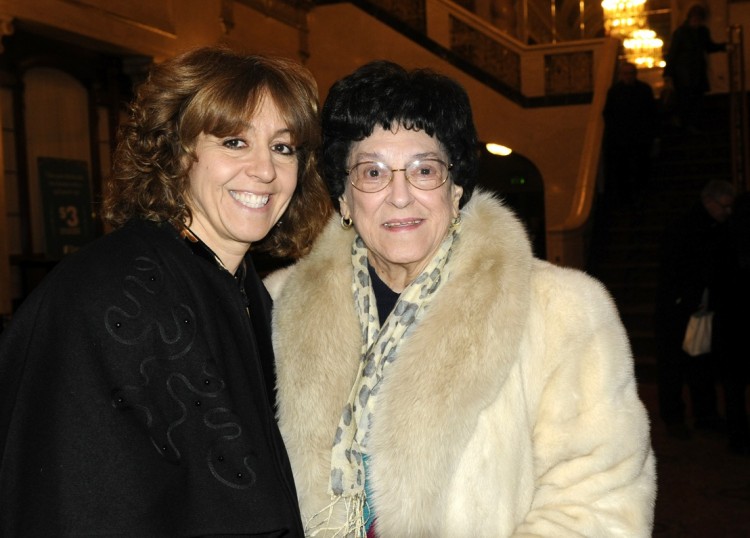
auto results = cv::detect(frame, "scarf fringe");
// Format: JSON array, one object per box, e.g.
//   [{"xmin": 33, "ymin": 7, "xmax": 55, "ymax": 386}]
[{"xmin": 305, "ymin": 493, "xmax": 367, "ymax": 538}]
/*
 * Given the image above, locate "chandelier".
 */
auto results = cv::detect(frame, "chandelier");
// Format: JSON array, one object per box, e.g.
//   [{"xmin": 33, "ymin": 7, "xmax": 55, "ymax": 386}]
[
  {"xmin": 623, "ymin": 29, "xmax": 665, "ymax": 68},
  {"xmin": 601, "ymin": 0, "xmax": 647, "ymax": 38}
]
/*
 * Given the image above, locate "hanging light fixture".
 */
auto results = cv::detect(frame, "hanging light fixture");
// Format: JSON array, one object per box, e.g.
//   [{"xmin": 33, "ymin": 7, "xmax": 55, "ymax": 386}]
[
  {"xmin": 623, "ymin": 29, "xmax": 665, "ymax": 68},
  {"xmin": 486, "ymin": 143, "xmax": 513, "ymax": 156},
  {"xmin": 601, "ymin": 0, "xmax": 647, "ymax": 38}
]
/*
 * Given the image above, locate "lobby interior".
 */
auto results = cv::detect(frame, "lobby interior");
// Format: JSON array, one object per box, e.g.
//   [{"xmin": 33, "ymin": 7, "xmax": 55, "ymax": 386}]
[{"xmin": 0, "ymin": 1, "xmax": 748, "ymax": 535}]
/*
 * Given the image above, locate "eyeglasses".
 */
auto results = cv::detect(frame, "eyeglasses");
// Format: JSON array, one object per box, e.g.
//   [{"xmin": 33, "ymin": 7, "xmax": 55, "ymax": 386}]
[{"xmin": 346, "ymin": 159, "xmax": 453, "ymax": 193}]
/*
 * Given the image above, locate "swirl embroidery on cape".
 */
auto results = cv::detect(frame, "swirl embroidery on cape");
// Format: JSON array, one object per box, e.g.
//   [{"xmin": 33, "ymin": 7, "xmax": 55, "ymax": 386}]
[{"xmin": 106, "ymin": 255, "xmax": 256, "ymax": 488}]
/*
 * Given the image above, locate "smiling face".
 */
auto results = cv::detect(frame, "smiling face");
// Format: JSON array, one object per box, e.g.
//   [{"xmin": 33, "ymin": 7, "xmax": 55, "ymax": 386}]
[
  {"xmin": 186, "ymin": 95, "xmax": 298, "ymax": 271},
  {"xmin": 339, "ymin": 125, "xmax": 463, "ymax": 291}
]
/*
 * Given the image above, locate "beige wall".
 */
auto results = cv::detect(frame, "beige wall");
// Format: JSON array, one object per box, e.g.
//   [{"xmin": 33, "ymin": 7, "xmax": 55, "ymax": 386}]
[
  {"xmin": 306, "ymin": 3, "xmax": 612, "ymax": 264},
  {"xmin": 0, "ymin": 0, "xmax": 612, "ymax": 315},
  {"xmin": 2, "ymin": 0, "xmax": 746, "ymax": 313},
  {"xmin": 0, "ymin": 1, "xmax": 607, "ymax": 236},
  {"xmin": 24, "ymin": 69, "xmax": 91, "ymax": 254},
  {"xmin": 0, "ymin": 0, "xmax": 309, "ymax": 62},
  {"xmin": 0, "ymin": 0, "xmax": 312, "ymax": 312}
]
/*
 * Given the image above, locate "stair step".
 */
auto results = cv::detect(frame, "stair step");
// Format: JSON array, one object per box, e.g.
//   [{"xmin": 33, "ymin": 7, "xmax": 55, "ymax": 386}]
[{"xmin": 588, "ymin": 93, "xmax": 733, "ymax": 362}]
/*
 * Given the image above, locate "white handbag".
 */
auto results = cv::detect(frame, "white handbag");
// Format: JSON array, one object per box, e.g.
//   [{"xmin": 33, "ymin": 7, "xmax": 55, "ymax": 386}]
[
  {"xmin": 682, "ymin": 309, "xmax": 714, "ymax": 357},
  {"xmin": 682, "ymin": 287, "xmax": 714, "ymax": 357}
]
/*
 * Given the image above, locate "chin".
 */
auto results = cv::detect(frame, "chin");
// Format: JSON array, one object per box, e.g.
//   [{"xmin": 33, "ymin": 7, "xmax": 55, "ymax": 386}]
[
  {"xmin": 383, "ymin": 252, "xmax": 429, "ymax": 267},
  {"xmin": 235, "ymin": 216, "xmax": 277, "ymax": 241}
]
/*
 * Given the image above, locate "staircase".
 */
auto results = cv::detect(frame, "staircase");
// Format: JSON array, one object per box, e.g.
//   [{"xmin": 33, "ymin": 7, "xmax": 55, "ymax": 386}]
[{"xmin": 587, "ymin": 94, "xmax": 733, "ymax": 378}]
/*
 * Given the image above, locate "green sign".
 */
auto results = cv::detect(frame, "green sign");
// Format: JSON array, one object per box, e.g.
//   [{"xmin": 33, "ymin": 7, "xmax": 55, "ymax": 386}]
[{"xmin": 38, "ymin": 157, "xmax": 95, "ymax": 258}]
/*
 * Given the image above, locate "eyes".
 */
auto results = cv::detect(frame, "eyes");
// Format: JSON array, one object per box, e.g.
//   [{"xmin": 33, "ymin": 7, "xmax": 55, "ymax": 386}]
[
  {"xmin": 222, "ymin": 138, "xmax": 246, "ymax": 149},
  {"xmin": 272, "ymin": 142, "xmax": 296, "ymax": 156},
  {"xmin": 347, "ymin": 159, "xmax": 452, "ymax": 193},
  {"xmin": 220, "ymin": 137, "xmax": 296, "ymax": 156}
]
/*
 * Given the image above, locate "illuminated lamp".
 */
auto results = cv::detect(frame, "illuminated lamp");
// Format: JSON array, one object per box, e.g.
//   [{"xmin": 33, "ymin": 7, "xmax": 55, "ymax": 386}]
[
  {"xmin": 601, "ymin": 0, "xmax": 647, "ymax": 38},
  {"xmin": 486, "ymin": 143, "xmax": 512, "ymax": 156},
  {"xmin": 623, "ymin": 28, "xmax": 665, "ymax": 69}
]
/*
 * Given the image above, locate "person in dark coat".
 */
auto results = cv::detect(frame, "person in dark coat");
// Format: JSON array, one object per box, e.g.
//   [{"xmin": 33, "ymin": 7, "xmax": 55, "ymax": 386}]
[
  {"xmin": 654, "ymin": 179, "xmax": 735, "ymax": 439},
  {"xmin": 0, "ymin": 46, "xmax": 331, "ymax": 537},
  {"xmin": 602, "ymin": 61, "xmax": 657, "ymax": 206},
  {"xmin": 712, "ymin": 191, "xmax": 750, "ymax": 455},
  {"xmin": 663, "ymin": 4, "xmax": 727, "ymax": 132}
]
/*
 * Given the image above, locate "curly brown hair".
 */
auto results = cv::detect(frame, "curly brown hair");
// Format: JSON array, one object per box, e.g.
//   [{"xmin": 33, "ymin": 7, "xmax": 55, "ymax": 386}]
[{"xmin": 103, "ymin": 46, "xmax": 331, "ymax": 258}]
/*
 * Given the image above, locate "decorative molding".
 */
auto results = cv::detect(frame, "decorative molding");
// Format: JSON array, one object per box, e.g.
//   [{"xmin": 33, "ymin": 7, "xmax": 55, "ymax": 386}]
[
  {"xmin": 0, "ymin": 16, "xmax": 15, "ymax": 54},
  {"xmin": 1, "ymin": 0, "xmax": 177, "ymax": 58},
  {"xmin": 61, "ymin": 0, "xmax": 176, "ymax": 37},
  {"xmin": 451, "ymin": 16, "xmax": 521, "ymax": 93},
  {"xmin": 544, "ymin": 51, "xmax": 593, "ymax": 95},
  {"xmin": 236, "ymin": 0, "xmax": 312, "ymax": 61},
  {"xmin": 235, "ymin": 0, "xmax": 311, "ymax": 30},
  {"xmin": 366, "ymin": 0, "xmax": 426, "ymax": 33},
  {"xmin": 220, "ymin": 0, "xmax": 235, "ymax": 35},
  {"xmin": 345, "ymin": 0, "xmax": 592, "ymax": 107},
  {"xmin": 0, "ymin": 16, "xmax": 14, "ymax": 38}
]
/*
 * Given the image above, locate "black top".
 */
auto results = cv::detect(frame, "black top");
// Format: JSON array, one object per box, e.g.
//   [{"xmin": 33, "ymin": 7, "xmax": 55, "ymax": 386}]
[
  {"xmin": 0, "ymin": 219, "xmax": 303, "ymax": 537},
  {"xmin": 655, "ymin": 201, "xmax": 732, "ymax": 342},
  {"xmin": 603, "ymin": 79, "xmax": 657, "ymax": 145},
  {"xmin": 369, "ymin": 264, "xmax": 400, "ymax": 327}
]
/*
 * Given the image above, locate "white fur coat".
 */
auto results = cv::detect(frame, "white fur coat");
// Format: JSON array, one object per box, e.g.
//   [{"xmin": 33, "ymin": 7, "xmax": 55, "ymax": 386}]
[{"xmin": 267, "ymin": 190, "xmax": 656, "ymax": 537}]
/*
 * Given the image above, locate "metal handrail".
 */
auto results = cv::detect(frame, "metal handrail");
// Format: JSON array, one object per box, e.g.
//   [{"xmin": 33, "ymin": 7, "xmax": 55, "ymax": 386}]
[{"xmin": 727, "ymin": 24, "xmax": 748, "ymax": 193}]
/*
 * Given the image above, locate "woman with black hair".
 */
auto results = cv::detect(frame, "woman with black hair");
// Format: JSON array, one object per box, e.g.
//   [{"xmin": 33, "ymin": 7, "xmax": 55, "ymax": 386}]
[{"xmin": 266, "ymin": 60, "xmax": 656, "ymax": 537}]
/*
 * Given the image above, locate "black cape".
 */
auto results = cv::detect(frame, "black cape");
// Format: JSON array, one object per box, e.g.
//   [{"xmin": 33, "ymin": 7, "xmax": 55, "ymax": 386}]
[{"xmin": 0, "ymin": 219, "xmax": 303, "ymax": 537}]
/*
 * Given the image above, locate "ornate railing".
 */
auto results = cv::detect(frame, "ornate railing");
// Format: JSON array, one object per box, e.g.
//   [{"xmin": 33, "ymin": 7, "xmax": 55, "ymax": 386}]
[
  {"xmin": 450, "ymin": 16, "xmax": 522, "ymax": 92},
  {"xmin": 728, "ymin": 24, "xmax": 748, "ymax": 192},
  {"xmin": 353, "ymin": 0, "xmax": 603, "ymax": 103},
  {"xmin": 360, "ymin": 0, "xmax": 605, "ymax": 43}
]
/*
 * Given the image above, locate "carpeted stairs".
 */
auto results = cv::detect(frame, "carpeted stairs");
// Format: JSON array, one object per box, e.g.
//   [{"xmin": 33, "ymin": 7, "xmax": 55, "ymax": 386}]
[{"xmin": 588, "ymin": 93, "xmax": 749, "ymax": 536}]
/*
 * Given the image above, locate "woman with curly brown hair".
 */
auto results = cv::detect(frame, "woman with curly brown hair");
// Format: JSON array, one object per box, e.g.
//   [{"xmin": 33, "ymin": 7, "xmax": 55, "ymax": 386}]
[{"xmin": 0, "ymin": 46, "xmax": 330, "ymax": 537}]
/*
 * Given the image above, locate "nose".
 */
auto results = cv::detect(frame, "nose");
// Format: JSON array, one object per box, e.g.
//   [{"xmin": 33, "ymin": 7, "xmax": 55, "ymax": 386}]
[
  {"xmin": 246, "ymin": 147, "xmax": 277, "ymax": 183},
  {"xmin": 386, "ymin": 169, "xmax": 414, "ymax": 208}
]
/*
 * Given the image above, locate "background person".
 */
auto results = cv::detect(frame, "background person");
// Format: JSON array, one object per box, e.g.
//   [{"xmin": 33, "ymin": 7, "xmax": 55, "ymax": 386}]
[
  {"xmin": 663, "ymin": 3, "xmax": 727, "ymax": 133},
  {"xmin": 0, "ymin": 46, "xmax": 331, "ymax": 536},
  {"xmin": 712, "ymin": 190, "xmax": 750, "ymax": 455},
  {"xmin": 602, "ymin": 61, "xmax": 658, "ymax": 207},
  {"xmin": 266, "ymin": 60, "xmax": 656, "ymax": 537},
  {"xmin": 654, "ymin": 179, "xmax": 735, "ymax": 439}
]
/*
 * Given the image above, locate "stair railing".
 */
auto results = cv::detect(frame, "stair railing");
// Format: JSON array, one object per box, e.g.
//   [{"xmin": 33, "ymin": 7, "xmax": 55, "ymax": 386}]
[{"xmin": 727, "ymin": 24, "xmax": 748, "ymax": 193}]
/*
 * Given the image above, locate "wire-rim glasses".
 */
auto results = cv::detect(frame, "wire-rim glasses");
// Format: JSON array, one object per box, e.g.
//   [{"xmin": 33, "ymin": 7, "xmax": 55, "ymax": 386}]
[{"xmin": 346, "ymin": 159, "xmax": 453, "ymax": 193}]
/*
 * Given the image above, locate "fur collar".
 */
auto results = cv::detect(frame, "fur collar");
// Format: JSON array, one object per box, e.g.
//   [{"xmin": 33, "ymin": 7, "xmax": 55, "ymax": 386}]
[
  {"xmin": 273, "ymin": 190, "xmax": 535, "ymax": 528},
  {"xmin": 368, "ymin": 190, "xmax": 534, "ymax": 525}
]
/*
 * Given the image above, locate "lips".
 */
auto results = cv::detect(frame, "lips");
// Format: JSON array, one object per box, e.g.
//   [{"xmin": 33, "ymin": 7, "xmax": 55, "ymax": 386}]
[
  {"xmin": 230, "ymin": 191, "xmax": 270, "ymax": 209},
  {"xmin": 383, "ymin": 219, "xmax": 423, "ymax": 228}
]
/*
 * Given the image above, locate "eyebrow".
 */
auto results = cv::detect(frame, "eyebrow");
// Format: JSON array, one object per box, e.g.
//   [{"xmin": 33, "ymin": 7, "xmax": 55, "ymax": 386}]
[
  {"xmin": 352, "ymin": 151, "xmax": 443, "ymax": 162},
  {"xmin": 252, "ymin": 125, "xmax": 293, "ymax": 138},
  {"xmin": 209, "ymin": 124, "xmax": 293, "ymax": 139}
]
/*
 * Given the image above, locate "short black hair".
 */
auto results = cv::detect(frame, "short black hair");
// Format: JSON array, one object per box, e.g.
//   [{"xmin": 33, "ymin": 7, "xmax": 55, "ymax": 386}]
[{"xmin": 320, "ymin": 60, "xmax": 479, "ymax": 208}]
